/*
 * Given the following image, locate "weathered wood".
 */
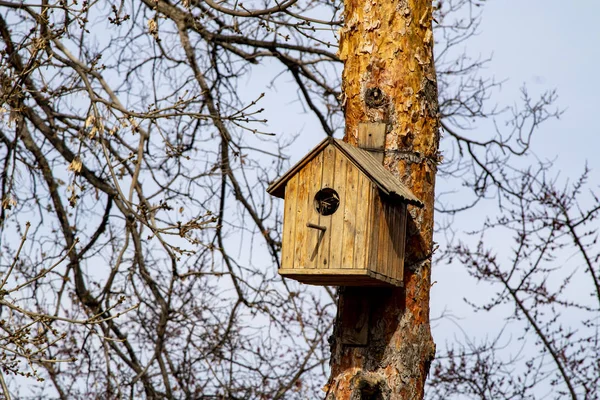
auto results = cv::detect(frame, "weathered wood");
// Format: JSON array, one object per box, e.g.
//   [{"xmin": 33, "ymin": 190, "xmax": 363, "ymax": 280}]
[
  {"xmin": 357, "ymin": 122, "xmax": 386, "ymax": 164},
  {"xmin": 339, "ymin": 288, "xmax": 370, "ymax": 345},
  {"xmin": 293, "ymin": 164, "xmax": 309, "ymax": 270},
  {"xmin": 281, "ymin": 175, "xmax": 298, "ymax": 270},
  {"xmin": 278, "ymin": 268, "xmax": 401, "ymax": 286},
  {"xmin": 305, "ymin": 153, "xmax": 324, "ymax": 268},
  {"xmin": 388, "ymin": 204, "xmax": 402, "ymax": 282},
  {"xmin": 276, "ymin": 141, "xmax": 411, "ymax": 287},
  {"xmin": 328, "ymin": 148, "xmax": 347, "ymax": 270},
  {"xmin": 341, "ymin": 159, "xmax": 358, "ymax": 269},
  {"xmin": 368, "ymin": 185, "xmax": 381, "ymax": 277},
  {"xmin": 318, "ymin": 144, "xmax": 337, "ymax": 269},
  {"xmin": 394, "ymin": 205, "xmax": 407, "ymax": 282},
  {"xmin": 378, "ymin": 199, "xmax": 390, "ymax": 280},
  {"xmin": 268, "ymin": 139, "xmax": 423, "ymax": 207},
  {"xmin": 352, "ymin": 173, "xmax": 371, "ymax": 270}
]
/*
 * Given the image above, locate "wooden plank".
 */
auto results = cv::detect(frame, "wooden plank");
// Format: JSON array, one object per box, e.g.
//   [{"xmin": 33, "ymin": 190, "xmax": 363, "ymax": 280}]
[
  {"xmin": 340, "ymin": 287, "xmax": 370, "ymax": 346},
  {"xmin": 378, "ymin": 200, "xmax": 390, "ymax": 280},
  {"xmin": 328, "ymin": 148, "xmax": 347, "ymax": 270},
  {"xmin": 368, "ymin": 187, "xmax": 381, "ymax": 277},
  {"xmin": 353, "ymin": 173, "xmax": 370, "ymax": 271},
  {"xmin": 279, "ymin": 268, "xmax": 371, "ymax": 276},
  {"xmin": 394, "ymin": 205, "xmax": 407, "ymax": 282},
  {"xmin": 293, "ymin": 166, "xmax": 310, "ymax": 270},
  {"xmin": 357, "ymin": 122, "xmax": 386, "ymax": 164},
  {"xmin": 279, "ymin": 269, "xmax": 401, "ymax": 286},
  {"xmin": 318, "ymin": 144, "xmax": 336, "ymax": 270},
  {"xmin": 282, "ymin": 175, "xmax": 298, "ymax": 270},
  {"xmin": 305, "ymin": 153, "xmax": 324, "ymax": 268},
  {"xmin": 387, "ymin": 204, "xmax": 399, "ymax": 282},
  {"xmin": 341, "ymin": 161, "xmax": 358, "ymax": 269},
  {"xmin": 296, "ymin": 277, "xmax": 395, "ymax": 286},
  {"xmin": 300, "ymin": 156, "xmax": 314, "ymax": 268}
]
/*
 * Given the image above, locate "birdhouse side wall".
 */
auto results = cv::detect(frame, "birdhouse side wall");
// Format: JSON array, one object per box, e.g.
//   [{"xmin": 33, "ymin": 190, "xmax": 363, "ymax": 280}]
[{"xmin": 368, "ymin": 191, "xmax": 407, "ymax": 284}]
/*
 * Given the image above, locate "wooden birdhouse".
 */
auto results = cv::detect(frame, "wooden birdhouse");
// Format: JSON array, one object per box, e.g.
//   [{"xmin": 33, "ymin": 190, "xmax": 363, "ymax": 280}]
[{"xmin": 267, "ymin": 137, "xmax": 423, "ymax": 287}]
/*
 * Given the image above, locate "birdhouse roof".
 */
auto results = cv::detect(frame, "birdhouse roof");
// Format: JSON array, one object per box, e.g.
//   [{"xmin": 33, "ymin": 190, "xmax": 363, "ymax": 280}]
[{"xmin": 267, "ymin": 138, "xmax": 423, "ymax": 207}]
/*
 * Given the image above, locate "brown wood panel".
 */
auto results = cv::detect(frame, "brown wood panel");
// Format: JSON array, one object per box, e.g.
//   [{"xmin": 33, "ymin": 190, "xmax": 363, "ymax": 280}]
[
  {"xmin": 387, "ymin": 203, "xmax": 400, "ymax": 281},
  {"xmin": 300, "ymin": 156, "xmax": 315, "ymax": 268},
  {"xmin": 293, "ymin": 164, "xmax": 310, "ymax": 270},
  {"xmin": 378, "ymin": 199, "xmax": 391, "ymax": 279},
  {"xmin": 279, "ymin": 268, "xmax": 401, "ymax": 287},
  {"xmin": 341, "ymin": 161, "xmax": 358, "ymax": 269},
  {"xmin": 339, "ymin": 287, "xmax": 369, "ymax": 345},
  {"xmin": 357, "ymin": 122, "xmax": 386, "ymax": 164},
  {"xmin": 368, "ymin": 187, "xmax": 382, "ymax": 276},
  {"xmin": 318, "ymin": 144, "xmax": 336, "ymax": 270},
  {"xmin": 329, "ymin": 148, "xmax": 348, "ymax": 270},
  {"xmin": 305, "ymin": 153, "xmax": 324, "ymax": 268},
  {"xmin": 394, "ymin": 205, "xmax": 407, "ymax": 282},
  {"xmin": 282, "ymin": 175, "xmax": 298, "ymax": 270},
  {"xmin": 352, "ymin": 173, "xmax": 371, "ymax": 271}
]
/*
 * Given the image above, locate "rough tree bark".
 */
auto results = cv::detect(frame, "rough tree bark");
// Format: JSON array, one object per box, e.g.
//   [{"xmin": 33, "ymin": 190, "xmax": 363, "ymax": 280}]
[{"xmin": 326, "ymin": 0, "xmax": 439, "ymax": 399}]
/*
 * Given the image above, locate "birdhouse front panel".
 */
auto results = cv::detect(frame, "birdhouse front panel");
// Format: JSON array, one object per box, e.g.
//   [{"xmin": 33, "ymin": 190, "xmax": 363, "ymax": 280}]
[
  {"xmin": 281, "ymin": 146, "xmax": 362, "ymax": 272},
  {"xmin": 269, "ymin": 138, "xmax": 422, "ymax": 287}
]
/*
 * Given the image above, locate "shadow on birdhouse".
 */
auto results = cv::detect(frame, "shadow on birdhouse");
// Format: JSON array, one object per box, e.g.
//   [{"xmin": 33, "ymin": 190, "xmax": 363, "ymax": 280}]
[{"xmin": 267, "ymin": 138, "xmax": 423, "ymax": 286}]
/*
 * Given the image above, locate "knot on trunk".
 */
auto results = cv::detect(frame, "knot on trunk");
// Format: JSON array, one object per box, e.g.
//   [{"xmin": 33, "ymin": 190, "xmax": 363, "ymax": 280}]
[{"xmin": 350, "ymin": 371, "xmax": 390, "ymax": 400}]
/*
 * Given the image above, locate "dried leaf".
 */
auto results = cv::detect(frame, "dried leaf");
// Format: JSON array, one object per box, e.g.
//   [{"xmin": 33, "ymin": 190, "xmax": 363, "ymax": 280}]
[
  {"xmin": 85, "ymin": 114, "xmax": 95, "ymax": 128},
  {"xmin": 67, "ymin": 157, "xmax": 83, "ymax": 174}
]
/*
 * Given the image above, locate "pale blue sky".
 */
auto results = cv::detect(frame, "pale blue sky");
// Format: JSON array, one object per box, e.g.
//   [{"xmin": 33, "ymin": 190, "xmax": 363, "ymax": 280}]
[{"xmin": 469, "ymin": 0, "xmax": 600, "ymax": 171}]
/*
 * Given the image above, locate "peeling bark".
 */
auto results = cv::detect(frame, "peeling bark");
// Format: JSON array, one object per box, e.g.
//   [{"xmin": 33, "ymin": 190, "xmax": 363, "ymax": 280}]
[{"xmin": 327, "ymin": 0, "xmax": 439, "ymax": 398}]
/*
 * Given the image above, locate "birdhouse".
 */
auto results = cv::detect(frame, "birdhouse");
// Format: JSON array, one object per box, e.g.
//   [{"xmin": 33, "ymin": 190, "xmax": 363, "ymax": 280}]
[{"xmin": 267, "ymin": 137, "xmax": 423, "ymax": 287}]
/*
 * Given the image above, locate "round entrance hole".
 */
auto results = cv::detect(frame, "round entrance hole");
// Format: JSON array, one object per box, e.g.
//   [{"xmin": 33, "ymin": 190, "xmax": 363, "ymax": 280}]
[{"xmin": 314, "ymin": 188, "xmax": 340, "ymax": 216}]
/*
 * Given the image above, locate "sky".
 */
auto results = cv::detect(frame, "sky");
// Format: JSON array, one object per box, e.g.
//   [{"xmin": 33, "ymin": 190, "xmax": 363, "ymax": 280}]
[
  {"xmin": 469, "ymin": 0, "xmax": 600, "ymax": 173},
  {"xmin": 430, "ymin": 0, "xmax": 600, "ymax": 331}
]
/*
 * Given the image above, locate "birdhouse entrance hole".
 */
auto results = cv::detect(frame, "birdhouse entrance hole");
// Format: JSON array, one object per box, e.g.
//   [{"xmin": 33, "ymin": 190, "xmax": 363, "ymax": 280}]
[{"xmin": 314, "ymin": 188, "xmax": 340, "ymax": 216}]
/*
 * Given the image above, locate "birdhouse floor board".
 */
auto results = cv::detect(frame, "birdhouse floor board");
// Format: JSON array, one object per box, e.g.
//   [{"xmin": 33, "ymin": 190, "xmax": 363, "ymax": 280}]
[{"xmin": 278, "ymin": 268, "xmax": 402, "ymax": 287}]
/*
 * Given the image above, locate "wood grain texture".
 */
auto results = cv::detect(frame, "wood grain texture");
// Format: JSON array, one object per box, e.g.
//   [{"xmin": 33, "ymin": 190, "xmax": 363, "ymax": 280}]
[
  {"xmin": 318, "ymin": 144, "xmax": 337, "ymax": 270},
  {"xmin": 340, "ymin": 288, "xmax": 370, "ymax": 346},
  {"xmin": 394, "ymin": 205, "xmax": 407, "ymax": 281},
  {"xmin": 281, "ymin": 175, "xmax": 298, "ymax": 270},
  {"xmin": 280, "ymin": 142, "xmax": 407, "ymax": 285},
  {"xmin": 278, "ymin": 268, "xmax": 400, "ymax": 286},
  {"xmin": 352, "ymin": 173, "xmax": 371, "ymax": 270},
  {"xmin": 367, "ymin": 185, "xmax": 381, "ymax": 277},
  {"xmin": 357, "ymin": 122, "xmax": 386, "ymax": 164},
  {"xmin": 328, "ymin": 148, "xmax": 347, "ymax": 270},
  {"xmin": 305, "ymin": 153, "xmax": 324, "ymax": 268},
  {"xmin": 341, "ymin": 159, "xmax": 358, "ymax": 269},
  {"xmin": 292, "ymin": 163, "xmax": 309, "ymax": 271}
]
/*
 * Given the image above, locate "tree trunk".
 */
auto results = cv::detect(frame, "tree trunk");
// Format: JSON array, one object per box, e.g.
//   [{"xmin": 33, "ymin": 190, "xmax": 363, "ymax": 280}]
[{"xmin": 326, "ymin": 0, "xmax": 439, "ymax": 399}]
